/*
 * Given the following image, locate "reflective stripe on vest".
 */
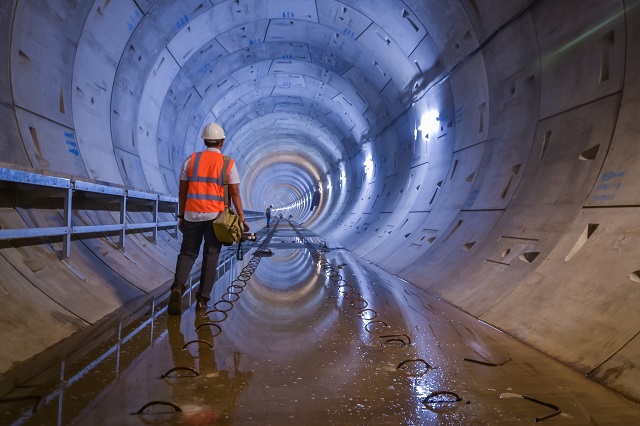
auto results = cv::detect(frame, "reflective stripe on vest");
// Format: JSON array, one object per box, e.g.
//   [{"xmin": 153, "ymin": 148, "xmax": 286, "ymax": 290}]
[{"xmin": 185, "ymin": 151, "xmax": 232, "ymax": 212}]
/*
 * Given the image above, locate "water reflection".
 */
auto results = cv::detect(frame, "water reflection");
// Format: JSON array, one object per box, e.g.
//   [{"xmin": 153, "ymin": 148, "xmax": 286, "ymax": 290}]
[
  {"xmin": 3, "ymin": 223, "xmax": 640, "ymax": 425},
  {"xmin": 164, "ymin": 315, "xmax": 252, "ymax": 424}
]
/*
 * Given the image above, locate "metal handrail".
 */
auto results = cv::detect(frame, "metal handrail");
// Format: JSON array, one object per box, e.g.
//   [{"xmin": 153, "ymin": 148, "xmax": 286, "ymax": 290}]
[{"xmin": 0, "ymin": 167, "xmax": 178, "ymax": 259}]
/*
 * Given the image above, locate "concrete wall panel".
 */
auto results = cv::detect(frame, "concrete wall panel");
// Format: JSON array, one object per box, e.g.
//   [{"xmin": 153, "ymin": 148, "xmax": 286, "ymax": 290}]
[
  {"xmin": 113, "ymin": 147, "xmax": 150, "ymax": 190},
  {"xmin": 482, "ymin": 207, "xmax": 640, "ymax": 373},
  {"xmin": 72, "ymin": 0, "xmax": 142, "ymax": 185},
  {"xmin": 586, "ymin": 1, "xmax": 640, "ymax": 207},
  {"xmin": 465, "ymin": 12, "xmax": 539, "ymax": 210},
  {"xmin": 591, "ymin": 333, "xmax": 640, "ymax": 403},
  {"xmin": 0, "ymin": 255, "xmax": 87, "ymax": 375},
  {"xmin": 534, "ymin": 0, "xmax": 625, "ymax": 119},
  {"xmin": 402, "ymin": 0, "xmax": 479, "ymax": 70},
  {"xmin": 165, "ymin": 2, "xmax": 215, "ymax": 66},
  {"xmin": 137, "ymin": 48, "xmax": 180, "ymax": 193},
  {"xmin": 73, "ymin": 210, "xmax": 174, "ymax": 292},
  {"xmin": 423, "ymin": 94, "xmax": 620, "ymax": 316},
  {"xmin": 316, "ymin": 0, "xmax": 371, "ymax": 40},
  {"xmin": 216, "ymin": 20, "xmax": 270, "ymax": 52},
  {"xmin": 10, "ymin": 1, "xmax": 89, "ymax": 129},
  {"xmin": 356, "ymin": 23, "xmax": 413, "ymax": 90},
  {"xmin": 459, "ymin": 0, "xmax": 529, "ymax": 42},
  {"xmin": 367, "ymin": 211, "xmax": 430, "ymax": 271},
  {"xmin": 411, "ymin": 134, "xmax": 453, "ymax": 212},
  {"xmin": 347, "ymin": 212, "xmax": 392, "ymax": 257},
  {"xmin": 340, "ymin": 0, "xmax": 427, "ymax": 57},
  {"xmin": 398, "ymin": 210, "xmax": 503, "ymax": 284},
  {"xmin": 509, "ymin": 94, "xmax": 619, "ymax": 210},
  {"xmin": 1, "ymin": 237, "xmax": 142, "ymax": 324},
  {"xmin": 394, "ymin": 142, "xmax": 484, "ymax": 265},
  {"xmin": 14, "ymin": 108, "xmax": 87, "ymax": 177},
  {"xmin": 0, "ymin": 0, "xmax": 17, "ymax": 104},
  {"xmin": 407, "ymin": 35, "xmax": 447, "ymax": 104},
  {"xmin": 450, "ymin": 54, "xmax": 489, "ymax": 152},
  {"xmin": 0, "ymin": 105, "xmax": 30, "ymax": 167}
]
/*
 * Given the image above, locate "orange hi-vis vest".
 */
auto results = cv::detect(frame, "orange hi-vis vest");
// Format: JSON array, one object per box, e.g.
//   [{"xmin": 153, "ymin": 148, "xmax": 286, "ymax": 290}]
[{"xmin": 185, "ymin": 151, "xmax": 233, "ymax": 213}]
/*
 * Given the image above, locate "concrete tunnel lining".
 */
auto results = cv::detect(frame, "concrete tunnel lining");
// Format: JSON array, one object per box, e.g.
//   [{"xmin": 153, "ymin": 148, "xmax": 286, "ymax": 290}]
[{"xmin": 1, "ymin": 0, "xmax": 640, "ymax": 410}]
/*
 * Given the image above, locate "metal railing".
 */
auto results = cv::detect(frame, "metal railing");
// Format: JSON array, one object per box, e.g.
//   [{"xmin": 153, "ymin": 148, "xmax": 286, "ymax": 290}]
[{"xmin": 0, "ymin": 167, "xmax": 179, "ymax": 259}]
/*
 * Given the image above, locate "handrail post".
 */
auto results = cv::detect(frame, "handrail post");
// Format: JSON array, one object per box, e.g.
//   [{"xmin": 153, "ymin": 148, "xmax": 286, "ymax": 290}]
[
  {"xmin": 119, "ymin": 193, "xmax": 127, "ymax": 251},
  {"xmin": 61, "ymin": 186, "xmax": 72, "ymax": 259}
]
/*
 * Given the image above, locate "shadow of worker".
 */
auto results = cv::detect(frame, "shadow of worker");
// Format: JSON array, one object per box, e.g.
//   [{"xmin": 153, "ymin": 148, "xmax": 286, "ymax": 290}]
[{"xmin": 166, "ymin": 313, "xmax": 252, "ymax": 424}]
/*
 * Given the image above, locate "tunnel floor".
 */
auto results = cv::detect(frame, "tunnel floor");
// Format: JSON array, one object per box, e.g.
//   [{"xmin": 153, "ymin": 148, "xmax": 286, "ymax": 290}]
[{"xmin": 3, "ymin": 222, "xmax": 640, "ymax": 425}]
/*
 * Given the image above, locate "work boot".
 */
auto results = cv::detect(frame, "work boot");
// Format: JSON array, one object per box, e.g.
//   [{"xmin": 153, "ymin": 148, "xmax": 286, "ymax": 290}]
[
  {"xmin": 168, "ymin": 282, "xmax": 185, "ymax": 315},
  {"xmin": 195, "ymin": 296, "xmax": 209, "ymax": 311}
]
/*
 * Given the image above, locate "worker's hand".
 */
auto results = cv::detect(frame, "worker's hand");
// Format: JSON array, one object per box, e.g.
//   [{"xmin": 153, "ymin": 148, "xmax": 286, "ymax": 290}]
[
  {"xmin": 178, "ymin": 218, "xmax": 184, "ymax": 233},
  {"xmin": 242, "ymin": 220, "xmax": 250, "ymax": 232}
]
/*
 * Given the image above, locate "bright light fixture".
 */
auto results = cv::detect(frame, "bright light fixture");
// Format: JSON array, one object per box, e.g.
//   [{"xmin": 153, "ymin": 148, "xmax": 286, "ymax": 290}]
[{"xmin": 418, "ymin": 109, "xmax": 440, "ymax": 136}]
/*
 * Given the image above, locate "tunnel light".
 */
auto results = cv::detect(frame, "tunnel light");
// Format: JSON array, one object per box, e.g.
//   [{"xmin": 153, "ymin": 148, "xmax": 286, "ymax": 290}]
[
  {"xmin": 418, "ymin": 109, "xmax": 440, "ymax": 136},
  {"xmin": 340, "ymin": 165, "xmax": 347, "ymax": 187},
  {"xmin": 364, "ymin": 156, "xmax": 374, "ymax": 174}
]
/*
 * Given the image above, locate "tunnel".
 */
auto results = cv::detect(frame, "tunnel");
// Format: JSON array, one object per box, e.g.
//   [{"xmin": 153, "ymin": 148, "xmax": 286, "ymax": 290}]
[{"xmin": 2, "ymin": 0, "xmax": 640, "ymax": 424}]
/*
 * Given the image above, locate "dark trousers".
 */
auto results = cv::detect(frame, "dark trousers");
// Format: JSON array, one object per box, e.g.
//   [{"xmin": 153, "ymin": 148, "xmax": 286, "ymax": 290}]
[
  {"xmin": 172, "ymin": 219, "xmax": 221, "ymax": 300},
  {"xmin": 266, "ymin": 216, "xmax": 270, "ymax": 227}
]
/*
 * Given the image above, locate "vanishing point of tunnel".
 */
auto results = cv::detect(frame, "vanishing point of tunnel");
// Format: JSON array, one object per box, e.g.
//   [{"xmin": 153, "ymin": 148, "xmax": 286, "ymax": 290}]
[{"xmin": 1, "ymin": 0, "xmax": 640, "ymax": 424}]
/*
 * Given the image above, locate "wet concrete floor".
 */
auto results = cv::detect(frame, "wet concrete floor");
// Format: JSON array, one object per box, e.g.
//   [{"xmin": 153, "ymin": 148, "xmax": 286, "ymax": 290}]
[{"xmin": 2, "ymin": 221, "xmax": 640, "ymax": 425}]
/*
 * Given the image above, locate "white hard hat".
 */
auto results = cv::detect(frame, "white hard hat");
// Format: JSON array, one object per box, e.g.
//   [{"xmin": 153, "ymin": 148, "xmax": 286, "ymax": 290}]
[{"xmin": 201, "ymin": 122, "xmax": 225, "ymax": 140}]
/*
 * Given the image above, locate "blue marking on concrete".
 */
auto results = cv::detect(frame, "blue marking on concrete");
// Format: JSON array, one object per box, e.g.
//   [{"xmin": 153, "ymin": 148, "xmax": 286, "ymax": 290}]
[{"xmin": 601, "ymin": 171, "xmax": 625, "ymax": 181}]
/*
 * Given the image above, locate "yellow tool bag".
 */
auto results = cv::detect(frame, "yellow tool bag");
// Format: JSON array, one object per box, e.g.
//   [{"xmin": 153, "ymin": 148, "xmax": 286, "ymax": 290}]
[{"xmin": 213, "ymin": 156, "xmax": 244, "ymax": 246}]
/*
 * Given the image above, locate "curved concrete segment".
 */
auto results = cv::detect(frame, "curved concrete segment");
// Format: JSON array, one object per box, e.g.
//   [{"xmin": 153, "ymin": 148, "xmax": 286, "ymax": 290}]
[{"xmin": 1, "ymin": 0, "xmax": 640, "ymax": 412}]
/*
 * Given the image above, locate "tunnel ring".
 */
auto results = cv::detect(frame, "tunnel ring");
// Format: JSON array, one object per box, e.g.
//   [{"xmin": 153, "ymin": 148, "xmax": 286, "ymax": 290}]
[
  {"xmin": 396, "ymin": 359, "xmax": 432, "ymax": 376},
  {"xmin": 334, "ymin": 279, "xmax": 348, "ymax": 287},
  {"xmin": 231, "ymin": 279, "xmax": 247, "ymax": 288},
  {"xmin": 214, "ymin": 300, "xmax": 234, "ymax": 312},
  {"xmin": 227, "ymin": 285, "xmax": 244, "ymax": 294},
  {"xmin": 422, "ymin": 391, "xmax": 462, "ymax": 405},
  {"xmin": 342, "ymin": 291, "xmax": 362, "ymax": 301},
  {"xmin": 381, "ymin": 333, "xmax": 412, "ymax": 345},
  {"xmin": 195, "ymin": 322, "xmax": 223, "ymax": 337},
  {"xmin": 182, "ymin": 340, "xmax": 213, "ymax": 350},
  {"xmin": 338, "ymin": 284, "xmax": 354, "ymax": 294},
  {"xmin": 365, "ymin": 320, "xmax": 389, "ymax": 333},
  {"xmin": 160, "ymin": 366, "xmax": 199, "ymax": 379},
  {"xmin": 222, "ymin": 292, "xmax": 240, "ymax": 303},
  {"xmin": 132, "ymin": 401, "xmax": 182, "ymax": 415},
  {"xmin": 350, "ymin": 299, "xmax": 368, "ymax": 309},
  {"xmin": 204, "ymin": 309, "xmax": 228, "ymax": 322},
  {"xmin": 358, "ymin": 309, "xmax": 378, "ymax": 320}
]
